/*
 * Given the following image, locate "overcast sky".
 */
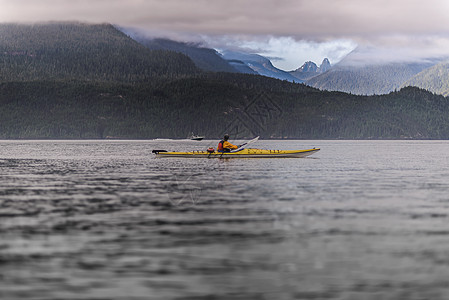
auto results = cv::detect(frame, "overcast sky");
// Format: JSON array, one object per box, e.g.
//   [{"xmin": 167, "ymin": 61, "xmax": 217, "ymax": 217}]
[{"xmin": 1, "ymin": 0, "xmax": 449, "ymax": 70}]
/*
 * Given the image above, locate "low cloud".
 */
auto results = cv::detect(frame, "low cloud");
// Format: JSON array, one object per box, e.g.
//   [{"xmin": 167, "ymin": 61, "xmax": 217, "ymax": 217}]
[
  {"xmin": 2, "ymin": 0, "xmax": 449, "ymax": 39},
  {"xmin": 341, "ymin": 35, "xmax": 449, "ymax": 66},
  {"xmin": 203, "ymin": 36, "xmax": 357, "ymax": 70},
  {"xmin": 2, "ymin": 0, "xmax": 449, "ymax": 69}
]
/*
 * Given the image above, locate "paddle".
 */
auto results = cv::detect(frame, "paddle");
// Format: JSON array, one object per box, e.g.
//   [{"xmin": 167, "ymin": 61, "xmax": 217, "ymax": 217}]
[
  {"xmin": 152, "ymin": 149, "xmax": 168, "ymax": 154},
  {"xmin": 230, "ymin": 136, "xmax": 259, "ymax": 152}
]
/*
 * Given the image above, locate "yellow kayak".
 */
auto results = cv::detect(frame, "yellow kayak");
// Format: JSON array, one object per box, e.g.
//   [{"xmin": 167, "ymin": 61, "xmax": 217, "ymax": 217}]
[{"xmin": 153, "ymin": 148, "xmax": 320, "ymax": 158}]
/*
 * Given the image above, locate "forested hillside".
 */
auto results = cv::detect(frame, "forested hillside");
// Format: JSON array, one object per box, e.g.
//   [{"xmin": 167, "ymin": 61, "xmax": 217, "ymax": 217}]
[
  {"xmin": 1, "ymin": 74, "xmax": 449, "ymax": 139},
  {"xmin": 0, "ymin": 23, "xmax": 199, "ymax": 82}
]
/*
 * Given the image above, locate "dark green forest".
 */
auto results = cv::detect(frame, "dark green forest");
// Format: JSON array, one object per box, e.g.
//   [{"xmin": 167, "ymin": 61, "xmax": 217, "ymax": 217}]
[
  {"xmin": 0, "ymin": 23, "xmax": 199, "ymax": 82},
  {"xmin": 1, "ymin": 22, "xmax": 449, "ymax": 139},
  {"xmin": 1, "ymin": 76, "xmax": 449, "ymax": 139}
]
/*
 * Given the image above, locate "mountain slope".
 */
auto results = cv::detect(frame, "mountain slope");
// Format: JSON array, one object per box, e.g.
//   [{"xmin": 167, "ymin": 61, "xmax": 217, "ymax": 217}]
[
  {"xmin": 306, "ymin": 48, "xmax": 438, "ymax": 95},
  {"xmin": 404, "ymin": 60, "xmax": 449, "ymax": 96},
  {"xmin": 307, "ymin": 62, "xmax": 435, "ymax": 95},
  {"xmin": 221, "ymin": 51, "xmax": 301, "ymax": 82},
  {"xmin": 0, "ymin": 23, "xmax": 199, "ymax": 82},
  {"xmin": 131, "ymin": 37, "xmax": 238, "ymax": 73},
  {"xmin": 226, "ymin": 59, "xmax": 259, "ymax": 74}
]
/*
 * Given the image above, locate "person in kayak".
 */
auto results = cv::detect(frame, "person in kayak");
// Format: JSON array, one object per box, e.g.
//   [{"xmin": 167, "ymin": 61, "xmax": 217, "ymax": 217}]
[{"xmin": 218, "ymin": 134, "xmax": 238, "ymax": 152}]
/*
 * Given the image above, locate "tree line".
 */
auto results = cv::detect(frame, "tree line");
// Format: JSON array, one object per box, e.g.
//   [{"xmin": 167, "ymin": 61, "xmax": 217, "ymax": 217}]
[{"xmin": 1, "ymin": 77, "xmax": 449, "ymax": 139}]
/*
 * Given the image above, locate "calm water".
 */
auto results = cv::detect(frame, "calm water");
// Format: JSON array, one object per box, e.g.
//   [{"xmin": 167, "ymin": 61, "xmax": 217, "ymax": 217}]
[{"xmin": 1, "ymin": 140, "xmax": 449, "ymax": 299}]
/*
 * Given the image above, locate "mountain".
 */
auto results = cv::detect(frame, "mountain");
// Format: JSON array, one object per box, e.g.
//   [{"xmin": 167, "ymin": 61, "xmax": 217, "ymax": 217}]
[
  {"xmin": 290, "ymin": 58, "xmax": 331, "ymax": 81},
  {"xmin": 118, "ymin": 29, "xmax": 302, "ymax": 81},
  {"xmin": 404, "ymin": 60, "xmax": 449, "ymax": 96},
  {"xmin": 1, "ymin": 22, "xmax": 449, "ymax": 140},
  {"xmin": 0, "ymin": 22, "xmax": 199, "ymax": 82},
  {"xmin": 306, "ymin": 48, "xmax": 439, "ymax": 95},
  {"xmin": 128, "ymin": 37, "xmax": 238, "ymax": 73},
  {"xmin": 221, "ymin": 51, "xmax": 301, "ymax": 82}
]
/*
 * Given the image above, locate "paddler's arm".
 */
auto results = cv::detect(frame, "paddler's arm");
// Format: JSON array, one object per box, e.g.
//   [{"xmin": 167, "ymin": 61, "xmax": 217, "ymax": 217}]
[{"xmin": 223, "ymin": 141, "xmax": 238, "ymax": 149}]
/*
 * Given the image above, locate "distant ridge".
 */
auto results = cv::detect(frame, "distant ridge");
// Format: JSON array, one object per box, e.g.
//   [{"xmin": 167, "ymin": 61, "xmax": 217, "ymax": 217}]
[
  {"xmin": 221, "ymin": 51, "xmax": 300, "ymax": 82},
  {"xmin": 129, "ymin": 37, "xmax": 238, "ymax": 73}
]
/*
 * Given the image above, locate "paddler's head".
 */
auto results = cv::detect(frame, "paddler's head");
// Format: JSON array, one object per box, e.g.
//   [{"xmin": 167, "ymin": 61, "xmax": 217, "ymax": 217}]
[{"xmin": 224, "ymin": 134, "xmax": 229, "ymax": 141}]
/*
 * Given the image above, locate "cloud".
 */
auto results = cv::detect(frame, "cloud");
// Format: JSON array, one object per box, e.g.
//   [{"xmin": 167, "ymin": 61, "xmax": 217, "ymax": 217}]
[
  {"xmin": 203, "ymin": 36, "xmax": 357, "ymax": 70},
  {"xmin": 2, "ymin": 0, "xmax": 449, "ymax": 69},
  {"xmin": 339, "ymin": 35, "xmax": 449, "ymax": 66},
  {"xmin": 2, "ymin": 0, "xmax": 449, "ymax": 38},
  {"xmin": 260, "ymin": 37, "xmax": 357, "ymax": 70}
]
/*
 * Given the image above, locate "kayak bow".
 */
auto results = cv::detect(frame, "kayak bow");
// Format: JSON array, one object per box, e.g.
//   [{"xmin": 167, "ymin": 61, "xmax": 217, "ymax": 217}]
[{"xmin": 153, "ymin": 148, "xmax": 320, "ymax": 158}]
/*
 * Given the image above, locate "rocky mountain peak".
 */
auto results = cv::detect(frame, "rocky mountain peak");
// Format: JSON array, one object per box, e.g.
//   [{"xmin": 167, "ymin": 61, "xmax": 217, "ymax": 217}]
[
  {"xmin": 299, "ymin": 61, "xmax": 318, "ymax": 72},
  {"xmin": 320, "ymin": 58, "xmax": 331, "ymax": 72},
  {"xmin": 289, "ymin": 58, "xmax": 332, "ymax": 81}
]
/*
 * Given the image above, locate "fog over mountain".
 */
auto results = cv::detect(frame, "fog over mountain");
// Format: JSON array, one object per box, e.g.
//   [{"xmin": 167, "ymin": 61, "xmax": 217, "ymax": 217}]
[
  {"xmin": 2, "ymin": 0, "xmax": 449, "ymax": 94},
  {"xmin": 305, "ymin": 46, "xmax": 447, "ymax": 95},
  {"xmin": 3, "ymin": 0, "xmax": 449, "ymax": 72},
  {"xmin": 220, "ymin": 51, "xmax": 300, "ymax": 82},
  {"xmin": 337, "ymin": 43, "xmax": 449, "ymax": 67},
  {"xmin": 119, "ymin": 27, "xmax": 449, "ymax": 95}
]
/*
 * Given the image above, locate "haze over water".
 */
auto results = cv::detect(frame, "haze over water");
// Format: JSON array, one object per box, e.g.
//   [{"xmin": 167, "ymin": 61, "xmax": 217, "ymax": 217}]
[{"xmin": 1, "ymin": 140, "xmax": 449, "ymax": 299}]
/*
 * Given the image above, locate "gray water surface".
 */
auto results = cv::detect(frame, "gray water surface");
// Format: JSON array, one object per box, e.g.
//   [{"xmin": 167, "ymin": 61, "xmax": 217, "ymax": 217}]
[{"xmin": 1, "ymin": 140, "xmax": 449, "ymax": 299}]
